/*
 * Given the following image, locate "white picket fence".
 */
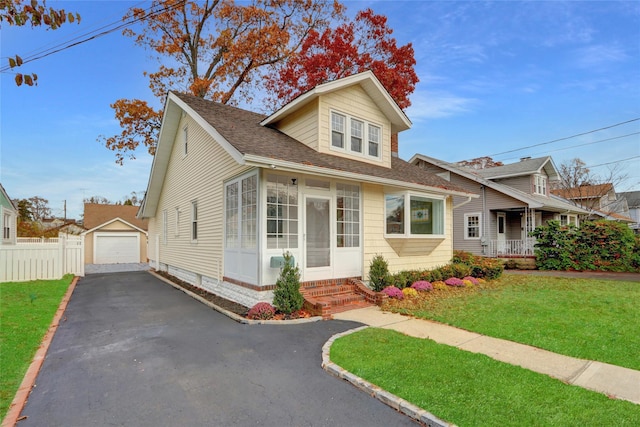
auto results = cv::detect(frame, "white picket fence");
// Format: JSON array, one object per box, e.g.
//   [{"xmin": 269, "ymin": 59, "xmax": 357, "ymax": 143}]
[{"xmin": 0, "ymin": 235, "xmax": 84, "ymax": 282}]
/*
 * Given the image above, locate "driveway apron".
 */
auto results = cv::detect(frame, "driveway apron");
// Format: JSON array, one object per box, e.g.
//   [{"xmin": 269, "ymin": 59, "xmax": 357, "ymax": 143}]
[{"xmin": 17, "ymin": 272, "xmax": 417, "ymax": 426}]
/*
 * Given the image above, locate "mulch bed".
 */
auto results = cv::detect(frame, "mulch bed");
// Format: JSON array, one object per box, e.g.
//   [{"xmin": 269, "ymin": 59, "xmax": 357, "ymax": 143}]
[
  {"xmin": 155, "ymin": 270, "xmax": 249, "ymax": 316},
  {"xmin": 154, "ymin": 270, "xmax": 313, "ymax": 320}
]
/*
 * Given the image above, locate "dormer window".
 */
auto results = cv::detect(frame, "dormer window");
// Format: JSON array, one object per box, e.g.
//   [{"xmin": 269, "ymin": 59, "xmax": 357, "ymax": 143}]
[
  {"xmin": 534, "ymin": 175, "xmax": 547, "ymax": 195},
  {"xmin": 331, "ymin": 112, "xmax": 345, "ymax": 148},
  {"xmin": 331, "ymin": 110, "xmax": 382, "ymax": 160}
]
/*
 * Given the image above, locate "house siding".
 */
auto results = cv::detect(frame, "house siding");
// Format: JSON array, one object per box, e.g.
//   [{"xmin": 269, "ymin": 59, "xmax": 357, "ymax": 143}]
[
  {"xmin": 147, "ymin": 113, "xmax": 250, "ymax": 283},
  {"xmin": 493, "ymin": 175, "xmax": 533, "ymax": 194},
  {"xmin": 275, "ymin": 99, "xmax": 319, "ymax": 151},
  {"xmin": 362, "ymin": 183, "xmax": 453, "ymax": 279},
  {"xmin": 318, "ymin": 86, "xmax": 392, "ymax": 169}
]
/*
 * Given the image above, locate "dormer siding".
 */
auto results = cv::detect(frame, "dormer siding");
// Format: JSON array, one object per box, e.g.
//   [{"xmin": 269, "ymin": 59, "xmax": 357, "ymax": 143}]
[{"xmin": 272, "ymin": 98, "xmax": 320, "ymax": 151}]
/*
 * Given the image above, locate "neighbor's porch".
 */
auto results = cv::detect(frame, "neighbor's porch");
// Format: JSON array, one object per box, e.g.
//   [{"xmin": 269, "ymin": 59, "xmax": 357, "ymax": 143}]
[{"xmin": 486, "ymin": 208, "xmax": 541, "ymax": 258}]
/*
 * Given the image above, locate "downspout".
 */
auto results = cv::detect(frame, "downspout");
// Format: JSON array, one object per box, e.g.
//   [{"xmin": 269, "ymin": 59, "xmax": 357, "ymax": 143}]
[{"xmin": 481, "ymin": 185, "xmax": 487, "ymax": 255}]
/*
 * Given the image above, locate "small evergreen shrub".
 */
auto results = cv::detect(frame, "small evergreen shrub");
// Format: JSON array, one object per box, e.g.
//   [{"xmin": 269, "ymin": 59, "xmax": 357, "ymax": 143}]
[
  {"xmin": 381, "ymin": 286, "xmax": 404, "ymax": 299},
  {"xmin": 445, "ymin": 277, "xmax": 465, "ymax": 287},
  {"xmin": 411, "ymin": 280, "xmax": 433, "ymax": 292},
  {"xmin": 247, "ymin": 302, "xmax": 276, "ymax": 320},
  {"xmin": 272, "ymin": 252, "xmax": 304, "ymax": 314},
  {"xmin": 402, "ymin": 287, "xmax": 418, "ymax": 298},
  {"xmin": 369, "ymin": 254, "xmax": 390, "ymax": 291}
]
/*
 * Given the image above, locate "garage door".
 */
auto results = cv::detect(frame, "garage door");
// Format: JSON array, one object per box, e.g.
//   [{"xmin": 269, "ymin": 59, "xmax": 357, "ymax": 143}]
[{"xmin": 95, "ymin": 234, "xmax": 139, "ymax": 264}]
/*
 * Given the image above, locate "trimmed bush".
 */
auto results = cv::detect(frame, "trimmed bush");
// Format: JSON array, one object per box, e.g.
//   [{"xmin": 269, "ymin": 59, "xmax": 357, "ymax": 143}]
[
  {"xmin": 411, "ymin": 280, "xmax": 433, "ymax": 292},
  {"xmin": 381, "ymin": 286, "xmax": 404, "ymax": 299},
  {"xmin": 445, "ymin": 277, "xmax": 465, "ymax": 287},
  {"xmin": 402, "ymin": 287, "xmax": 418, "ymax": 298},
  {"xmin": 247, "ymin": 302, "xmax": 276, "ymax": 320},
  {"xmin": 369, "ymin": 254, "xmax": 391, "ymax": 291},
  {"xmin": 272, "ymin": 252, "xmax": 304, "ymax": 314}
]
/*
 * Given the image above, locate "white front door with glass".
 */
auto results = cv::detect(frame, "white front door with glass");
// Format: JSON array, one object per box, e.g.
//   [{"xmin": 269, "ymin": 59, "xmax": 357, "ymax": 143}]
[{"xmin": 304, "ymin": 196, "xmax": 331, "ymax": 280}]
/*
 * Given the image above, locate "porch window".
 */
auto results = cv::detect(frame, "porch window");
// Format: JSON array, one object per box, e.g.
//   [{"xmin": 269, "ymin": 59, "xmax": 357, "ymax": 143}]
[
  {"xmin": 464, "ymin": 213, "xmax": 481, "ymax": 239},
  {"xmin": 225, "ymin": 173, "xmax": 258, "ymax": 249},
  {"xmin": 385, "ymin": 193, "xmax": 445, "ymax": 237},
  {"xmin": 336, "ymin": 183, "xmax": 360, "ymax": 247},
  {"xmin": 225, "ymin": 183, "xmax": 239, "ymax": 248},
  {"xmin": 534, "ymin": 175, "xmax": 547, "ymax": 195},
  {"xmin": 331, "ymin": 112, "xmax": 345, "ymax": 148},
  {"xmin": 174, "ymin": 207, "xmax": 180, "ymax": 236},
  {"xmin": 559, "ymin": 214, "xmax": 578, "ymax": 227},
  {"xmin": 241, "ymin": 175, "xmax": 257, "ymax": 248},
  {"xmin": 191, "ymin": 200, "xmax": 198, "ymax": 241},
  {"xmin": 266, "ymin": 174, "xmax": 298, "ymax": 249}
]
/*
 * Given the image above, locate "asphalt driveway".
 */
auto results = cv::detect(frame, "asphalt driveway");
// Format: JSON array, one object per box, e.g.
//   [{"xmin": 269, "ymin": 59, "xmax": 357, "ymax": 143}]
[{"xmin": 18, "ymin": 272, "xmax": 417, "ymax": 426}]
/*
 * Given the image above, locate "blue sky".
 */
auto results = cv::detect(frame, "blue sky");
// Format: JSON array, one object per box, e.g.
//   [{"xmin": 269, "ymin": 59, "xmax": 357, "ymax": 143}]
[{"xmin": 1, "ymin": 1, "xmax": 639, "ymax": 220}]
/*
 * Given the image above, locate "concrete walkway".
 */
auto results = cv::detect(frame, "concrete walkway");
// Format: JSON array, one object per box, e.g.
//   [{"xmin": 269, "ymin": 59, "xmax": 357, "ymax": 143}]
[{"xmin": 333, "ymin": 306, "xmax": 640, "ymax": 405}]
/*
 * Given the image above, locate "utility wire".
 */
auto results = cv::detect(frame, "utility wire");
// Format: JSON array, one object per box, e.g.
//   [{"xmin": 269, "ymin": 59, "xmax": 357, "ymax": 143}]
[
  {"xmin": 486, "ymin": 117, "xmax": 640, "ymax": 157},
  {"xmin": 498, "ymin": 132, "xmax": 640, "ymax": 162},
  {"xmin": 585, "ymin": 156, "xmax": 640, "ymax": 169},
  {"xmin": 1, "ymin": 0, "xmax": 186, "ymax": 73}
]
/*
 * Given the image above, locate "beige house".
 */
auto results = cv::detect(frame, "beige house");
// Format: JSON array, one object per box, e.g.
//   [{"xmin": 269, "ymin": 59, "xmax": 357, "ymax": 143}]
[
  {"xmin": 82, "ymin": 204, "xmax": 148, "ymax": 265},
  {"xmin": 138, "ymin": 71, "xmax": 475, "ymax": 309}
]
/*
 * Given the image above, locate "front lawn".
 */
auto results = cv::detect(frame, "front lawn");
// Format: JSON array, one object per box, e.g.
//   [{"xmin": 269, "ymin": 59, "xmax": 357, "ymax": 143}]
[
  {"xmin": 331, "ymin": 328, "xmax": 640, "ymax": 426},
  {"xmin": 0, "ymin": 275, "xmax": 73, "ymax": 419},
  {"xmin": 383, "ymin": 274, "xmax": 640, "ymax": 370}
]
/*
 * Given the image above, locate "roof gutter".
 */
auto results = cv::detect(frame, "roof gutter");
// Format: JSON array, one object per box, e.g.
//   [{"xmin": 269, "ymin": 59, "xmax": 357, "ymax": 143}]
[
  {"xmin": 243, "ymin": 155, "xmax": 478, "ymax": 198},
  {"xmin": 453, "ymin": 195, "xmax": 474, "ymax": 209}
]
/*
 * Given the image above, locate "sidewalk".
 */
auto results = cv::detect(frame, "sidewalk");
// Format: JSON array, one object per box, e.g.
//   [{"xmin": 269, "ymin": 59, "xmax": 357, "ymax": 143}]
[{"xmin": 333, "ymin": 306, "xmax": 640, "ymax": 405}]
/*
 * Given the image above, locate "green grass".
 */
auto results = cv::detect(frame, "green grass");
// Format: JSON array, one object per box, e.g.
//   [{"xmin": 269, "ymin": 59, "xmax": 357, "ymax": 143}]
[
  {"xmin": 0, "ymin": 275, "xmax": 73, "ymax": 419},
  {"xmin": 331, "ymin": 328, "xmax": 640, "ymax": 426},
  {"xmin": 387, "ymin": 275, "xmax": 640, "ymax": 370}
]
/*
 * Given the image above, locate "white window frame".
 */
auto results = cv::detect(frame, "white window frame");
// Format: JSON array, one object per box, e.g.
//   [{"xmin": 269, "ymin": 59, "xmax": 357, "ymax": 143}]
[
  {"xmin": 336, "ymin": 183, "xmax": 360, "ymax": 248},
  {"xmin": 3, "ymin": 212, "xmax": 11, "ymax": 240},
  {"xmin": 330, "ymin": 110, "xmax": 383, "ymax": 161},
  {"xmin": 534, "ymin": 175, "xmax": 547, "ymax": 195},
  {"xmin": 183, "ymin": 125, "xmax": 189, "ymax": 157},
  {"xmin": 224, "ymin": 171, "xmax": 259, "ymax": 250},
  {"xmin": 464, "ymin": 212, "xmax": 482, "ymax": 240},
  {"xmin": 559, "ymin": 214, "xmax": 578, "ymax": 227},
  {"xmin": 384, "ymin": 192, "xmax": 446, "ymax": 238},
  {"xmin": 191, "ymin": 200, "xmax": 198, "ymax": 242},
  {"xmin": 266, "ymin": 173, "xmax": 298, "ymax": 250},
  {"xmin": 174, "ymin": 207, "xmax": 180, "ymax": 237}
]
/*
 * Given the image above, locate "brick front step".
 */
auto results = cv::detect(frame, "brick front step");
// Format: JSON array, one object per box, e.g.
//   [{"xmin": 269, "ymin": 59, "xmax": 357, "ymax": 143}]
[{"xmin": 301, "ymin": 278, "xmax": 378, "ymax": 319}]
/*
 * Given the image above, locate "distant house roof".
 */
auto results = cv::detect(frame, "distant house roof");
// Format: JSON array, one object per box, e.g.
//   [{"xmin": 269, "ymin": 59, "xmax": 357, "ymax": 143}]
[
  {"xmin": 140, "ymin": 84, "xmax": 476, "ymax": 218},
  {"xmin": 0, "ymin": 183, "xmax": 17, "ymax": 211},
  {"xmin": 84, "ymin": 203, "xmax": 147, "ymax": 231},
  {"xmin": 620, "ymin": 191, "xmax": 640, "ymax": 208},
  {"xmin": 409, "ymin": 154, "xmax": 590, "ymax": 215},
  {"xmin": 551, "ymin": 183, "xmax": 614, "ymax": 200},
  {"xmin": 470, "ymin": 156, "xmax": 559, "ymax": 181}
]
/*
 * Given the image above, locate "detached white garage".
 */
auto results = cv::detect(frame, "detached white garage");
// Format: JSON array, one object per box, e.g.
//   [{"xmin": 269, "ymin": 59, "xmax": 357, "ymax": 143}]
[
  {"xmin": 94, "ymin": 232, "xmax": 140, "ymax": 264},
  {"xmin": 82, "ymin": 204, "xmax": 149, "ymax": 266}
]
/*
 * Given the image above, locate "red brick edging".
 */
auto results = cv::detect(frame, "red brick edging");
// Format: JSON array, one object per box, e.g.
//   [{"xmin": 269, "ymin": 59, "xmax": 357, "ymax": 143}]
[{"xmin": 1, "ymin": 276, "xmax": 79, "ymax": 427}]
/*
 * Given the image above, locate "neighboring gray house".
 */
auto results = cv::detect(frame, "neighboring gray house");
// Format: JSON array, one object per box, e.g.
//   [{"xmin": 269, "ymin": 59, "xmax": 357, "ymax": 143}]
[
  {"xmin": 1, "ymin": 183, "xmax": 17, "ymax": 245},
  {"xmin": 410, "ymin": 155, "xmax": 590, "ymax": 258},
  {"xmin": 619, "ymin": 191, "xmax": 640, "ymax": 233}
]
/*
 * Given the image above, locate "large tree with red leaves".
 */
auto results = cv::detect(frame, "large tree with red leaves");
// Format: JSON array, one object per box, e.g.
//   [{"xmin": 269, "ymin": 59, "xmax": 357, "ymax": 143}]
[{"xmin": 264, "ymin": 9, "xmax": 418, "ymax": 110}]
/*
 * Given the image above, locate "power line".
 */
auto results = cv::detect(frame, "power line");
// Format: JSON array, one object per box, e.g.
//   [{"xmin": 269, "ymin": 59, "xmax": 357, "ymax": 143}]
[
  {"xmin": 1, "ymin": 0, "xmax": 186, "ymax": 73},
  {"xmin": 487, "ymin": 118, "xmax": 640, "ymax": 157},
  {"xmin": 499, "ymin": 132, "xmax": 640, "ymax": 162},
  {"xmin": 585, "ymin": 156, "xmax": 640, "ymax": 169}
]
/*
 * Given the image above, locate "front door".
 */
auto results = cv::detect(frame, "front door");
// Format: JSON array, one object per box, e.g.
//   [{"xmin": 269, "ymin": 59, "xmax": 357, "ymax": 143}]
[
  {"xmin": 497, "ymin": 213, "xmax": 506, "ymax": 254},
  {"xmin": 304, "ymin": 196, "xmax": 331, "ymax": 280}
]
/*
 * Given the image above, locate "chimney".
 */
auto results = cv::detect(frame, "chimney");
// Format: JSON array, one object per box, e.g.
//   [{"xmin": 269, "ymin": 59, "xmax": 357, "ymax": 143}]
[
  {"xmin": 520, "ymin": 156, "xmax": 531, "ymax": 162},
  {"xmin": 391, "ymin": 133, "xmax": 399, "ymax": 157}
]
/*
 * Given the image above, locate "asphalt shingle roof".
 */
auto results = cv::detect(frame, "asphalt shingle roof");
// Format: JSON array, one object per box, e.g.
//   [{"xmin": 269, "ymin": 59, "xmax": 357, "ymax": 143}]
[
  {"xmin": 84, "ymin": 204, "xmax": 148, "ymax": 231},
  {"xmin": 471, "ymin": 156, "xmax": 551, "ymax": 179},
  {"xmin": 173, "ymin": 92, "xmax": 472, "ymax": 195}
]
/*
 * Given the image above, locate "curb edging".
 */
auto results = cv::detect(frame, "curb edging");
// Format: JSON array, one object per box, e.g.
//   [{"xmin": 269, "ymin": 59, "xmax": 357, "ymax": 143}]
[
  {"xmin": 1, "ymin": 276, "xmax": 79, "ymax": 427},
  {"xmin": 322, "ymin": 327, "xmax": 454, "ymax": 427}
]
